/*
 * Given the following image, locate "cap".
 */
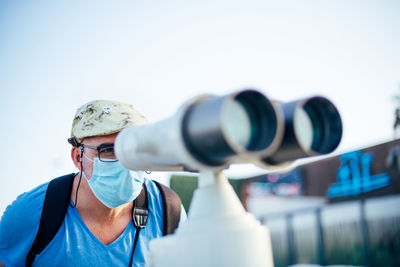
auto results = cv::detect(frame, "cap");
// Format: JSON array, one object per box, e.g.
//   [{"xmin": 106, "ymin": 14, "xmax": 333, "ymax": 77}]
[{"xmin": 68, "ymin": 100, "xmax": 147, "ymax": 146}]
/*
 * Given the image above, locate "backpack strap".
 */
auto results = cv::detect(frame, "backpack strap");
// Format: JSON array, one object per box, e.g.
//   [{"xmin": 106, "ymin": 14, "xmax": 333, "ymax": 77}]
[
  {"xmin": 132, "ymin": 183, "xmax": 149, "ymax": 228},
  {"xmin": 153, "ymin": 180, "xmax": 182, "ymax": 235},
  {"xmin": 26, "ymin": 173, "xmax": 75, "ymax": 267},
  {"xmin": 129, "ymin": 183, "xmax": 149, "ymax": 265}
]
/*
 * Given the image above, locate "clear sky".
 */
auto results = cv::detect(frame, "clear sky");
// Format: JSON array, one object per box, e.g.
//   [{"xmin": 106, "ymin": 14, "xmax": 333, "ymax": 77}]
[{"xmin": 1, "ymin": 0, "xmax": 399, "ymax": 215}]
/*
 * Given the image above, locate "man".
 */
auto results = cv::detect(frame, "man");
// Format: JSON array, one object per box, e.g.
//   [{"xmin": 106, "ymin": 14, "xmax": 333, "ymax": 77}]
[{"xmin": 0, "ymin": 100, "xmax": 186, "ymax": 267}]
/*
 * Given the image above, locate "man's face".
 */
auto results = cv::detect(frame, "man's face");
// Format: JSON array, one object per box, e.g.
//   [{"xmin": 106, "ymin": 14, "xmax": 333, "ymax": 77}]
[{"xmin": 80, "ymin": 132, "xmax": 119, "ymax": 179}]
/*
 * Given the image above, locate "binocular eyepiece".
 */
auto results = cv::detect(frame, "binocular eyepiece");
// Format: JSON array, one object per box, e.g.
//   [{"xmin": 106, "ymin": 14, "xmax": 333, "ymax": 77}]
[{"xmin": 115, "ymin": 89, "xmax": 342, "ymax": 172}]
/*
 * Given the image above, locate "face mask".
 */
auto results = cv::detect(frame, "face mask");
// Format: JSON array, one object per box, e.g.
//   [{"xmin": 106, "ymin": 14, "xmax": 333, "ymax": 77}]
[{"xmin": 82, "ymin": 155, "xmax": 144, "ymax": 208}]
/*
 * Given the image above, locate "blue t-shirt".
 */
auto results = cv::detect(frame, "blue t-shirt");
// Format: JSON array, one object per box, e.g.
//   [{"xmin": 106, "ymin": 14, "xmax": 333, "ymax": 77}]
[{"xmin": 0, "ymin": 178, "xmax": 183, "ymax": 267}]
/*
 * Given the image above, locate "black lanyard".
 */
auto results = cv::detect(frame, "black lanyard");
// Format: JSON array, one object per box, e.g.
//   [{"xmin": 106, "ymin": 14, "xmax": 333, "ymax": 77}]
[{"xmin": 129, "ymin": 226, "xmax": 142, "ymax": 267}]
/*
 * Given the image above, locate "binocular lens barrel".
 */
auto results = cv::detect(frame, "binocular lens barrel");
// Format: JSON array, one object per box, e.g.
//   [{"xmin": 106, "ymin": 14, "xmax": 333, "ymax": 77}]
[
  {"xmin": 262, "ymin": 96, "xmax": 342, "ymax": 164},
  {"xmin": 182, "ymin": 90, "xmax": 280, "ymax": 166}
]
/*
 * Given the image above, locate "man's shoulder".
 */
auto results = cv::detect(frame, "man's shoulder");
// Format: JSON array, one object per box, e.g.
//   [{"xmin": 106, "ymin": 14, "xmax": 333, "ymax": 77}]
[
  {"xmin": 143, "ymin": 178, "xmax": 186, "ymax": 234},
  {"xmin": 144, "ymin": 178, "xmax": 160, "ymax": 192},
  {"xmin": 143, "ymin": 179, "xmax": 174, "ymax": 203},
  {"xmin": 2, "ymin": 182, "xmax": 49, "ymax": 219},
  {"xmin": 0, "ymin": 182, "xmax": 50, "ymax": 233},
  {"xmin": 143, "ymin": 178, "xmax": 163, "ymax": 206},
  {"xmin": 0, "ymin": 181, "xmax": 51, "ymax": 266}
]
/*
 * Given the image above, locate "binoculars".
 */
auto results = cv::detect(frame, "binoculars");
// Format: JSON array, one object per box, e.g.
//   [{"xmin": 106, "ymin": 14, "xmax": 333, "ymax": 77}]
[{"xmin": 115, "ymin": 89, "xmax": 342, "ymax": 172}]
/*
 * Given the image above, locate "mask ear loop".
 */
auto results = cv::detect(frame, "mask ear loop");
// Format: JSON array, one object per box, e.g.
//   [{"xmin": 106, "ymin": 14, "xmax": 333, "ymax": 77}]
[{"xmin": 70, "ymin": 147, "xmax": 84, "ymax": 208}]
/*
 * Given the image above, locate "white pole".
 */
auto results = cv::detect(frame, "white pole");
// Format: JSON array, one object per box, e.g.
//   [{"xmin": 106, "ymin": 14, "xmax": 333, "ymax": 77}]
[{"xmin": 149, "ymin": 170, "xmax": 274, "ymax": 267}]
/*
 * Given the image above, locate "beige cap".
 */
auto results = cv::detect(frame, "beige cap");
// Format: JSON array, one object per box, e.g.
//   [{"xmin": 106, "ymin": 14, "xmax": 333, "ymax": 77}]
[{"xmin": 69, "ymin": 100, "xmax": 147, "ymax": 145}]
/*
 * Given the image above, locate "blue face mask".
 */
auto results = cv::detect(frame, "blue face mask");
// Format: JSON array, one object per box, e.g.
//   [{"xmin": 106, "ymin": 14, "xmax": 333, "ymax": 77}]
[{"xmin": 83, "ymin": 156, "xmax": 144, "ymax": 208}]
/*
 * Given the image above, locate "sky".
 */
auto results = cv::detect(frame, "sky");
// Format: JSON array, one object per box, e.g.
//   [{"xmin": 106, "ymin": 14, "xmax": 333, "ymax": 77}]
[{"xmin": 0, "ymin": 0, "xmax": 399, "ymax": 215}]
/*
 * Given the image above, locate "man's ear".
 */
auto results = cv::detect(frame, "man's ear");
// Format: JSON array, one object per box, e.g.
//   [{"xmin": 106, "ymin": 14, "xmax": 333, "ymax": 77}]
[{"xmin": 71, "ymin": 147, "xmax": 82, "ymax": 170}]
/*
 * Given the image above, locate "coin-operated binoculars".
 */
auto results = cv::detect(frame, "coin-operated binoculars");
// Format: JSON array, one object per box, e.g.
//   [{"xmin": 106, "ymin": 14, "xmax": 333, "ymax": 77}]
[{"xmin": 115, "ymin": 89, "xmax": 342, "ymax": 267}]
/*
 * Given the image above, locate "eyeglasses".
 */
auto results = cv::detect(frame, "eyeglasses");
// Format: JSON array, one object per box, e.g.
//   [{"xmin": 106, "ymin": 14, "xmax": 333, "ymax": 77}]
[{"xmin": 81, "ymin": 143, "xmax": 118, "ymax": 162}]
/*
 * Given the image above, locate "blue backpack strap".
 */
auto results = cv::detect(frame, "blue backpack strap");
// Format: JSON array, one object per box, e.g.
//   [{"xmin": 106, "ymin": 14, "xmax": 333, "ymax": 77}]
[
  {"xmin": 153, "ymin": 180, "xmax": 182, "ymax": 235},
  {"xmin": 26, "ymin": 173, "xmax": 75, "ymax": 267}
]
